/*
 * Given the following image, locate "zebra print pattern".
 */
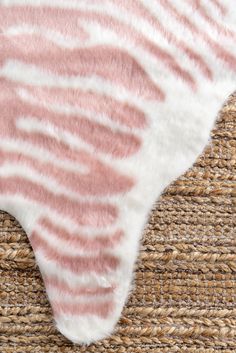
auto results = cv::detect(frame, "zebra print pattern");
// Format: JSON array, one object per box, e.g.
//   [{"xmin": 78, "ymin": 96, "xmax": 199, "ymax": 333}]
[{"xmin": 0, "ymin": 0, "xmax": 235, "ymax": 344}]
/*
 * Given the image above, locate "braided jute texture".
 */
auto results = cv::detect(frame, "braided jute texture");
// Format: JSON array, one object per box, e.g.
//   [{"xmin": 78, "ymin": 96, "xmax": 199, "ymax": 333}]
[{"xmin": 0, "ymin": 94, "xmax": 236, "ymax": 352}]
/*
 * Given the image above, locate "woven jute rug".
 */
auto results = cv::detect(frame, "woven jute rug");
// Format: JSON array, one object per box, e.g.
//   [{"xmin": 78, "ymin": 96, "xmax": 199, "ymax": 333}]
[{"xmin": 0, "ymin": 94, "xmax": 235, "ymax": 353}]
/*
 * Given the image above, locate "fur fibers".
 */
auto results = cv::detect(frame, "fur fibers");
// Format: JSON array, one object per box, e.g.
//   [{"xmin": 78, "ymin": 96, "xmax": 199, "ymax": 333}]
[{"xmin": 0, "ymin": 0, "xmax": 235, "ymax": 345}]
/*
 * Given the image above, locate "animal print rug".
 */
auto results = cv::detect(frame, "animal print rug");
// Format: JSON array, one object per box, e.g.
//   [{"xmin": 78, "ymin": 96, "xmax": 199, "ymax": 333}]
[{"xmin": 0, "ymin": 0, "xmax": 235, "ymax": 344}]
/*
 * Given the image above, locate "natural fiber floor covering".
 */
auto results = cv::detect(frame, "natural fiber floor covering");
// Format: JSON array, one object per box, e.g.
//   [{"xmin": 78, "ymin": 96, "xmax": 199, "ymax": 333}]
[{"xmin": 0, "ymin": 94, "xmax": 236, "ymax": 353}]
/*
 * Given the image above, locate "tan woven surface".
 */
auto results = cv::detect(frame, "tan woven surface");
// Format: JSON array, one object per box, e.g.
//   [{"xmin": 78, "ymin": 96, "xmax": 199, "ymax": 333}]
[{"xmin": 0, "ymin": 94, "xmax": 236, "ymax": 352}]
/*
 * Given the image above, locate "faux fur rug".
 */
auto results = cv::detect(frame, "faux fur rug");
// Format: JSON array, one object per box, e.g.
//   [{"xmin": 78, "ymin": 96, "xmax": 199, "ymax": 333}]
[
  {"xmin": 0, "ymin": 94, "xmax": 235, "ymax": 353},
  {"xmin": 0, "ymin": 0, "xmax": 235, "ymax": 344}
]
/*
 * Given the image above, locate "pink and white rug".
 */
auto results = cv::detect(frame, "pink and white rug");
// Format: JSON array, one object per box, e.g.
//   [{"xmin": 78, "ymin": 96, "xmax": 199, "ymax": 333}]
[{"xmin": 0, "ymin": 0, "xmax": 235, "ymax": 344}]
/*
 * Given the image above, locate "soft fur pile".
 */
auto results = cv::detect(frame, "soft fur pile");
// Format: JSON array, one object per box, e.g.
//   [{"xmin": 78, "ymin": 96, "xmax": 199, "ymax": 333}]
[{"xmin": 0, "ymin": 0, "xmax": 235, "ymax": 344}]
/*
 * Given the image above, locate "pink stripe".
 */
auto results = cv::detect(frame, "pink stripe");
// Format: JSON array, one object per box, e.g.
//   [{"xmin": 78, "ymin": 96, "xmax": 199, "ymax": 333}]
[
  {"xmin": 0, "ymin": 35, "xmax": 164, "ymax": 101},
  {"xmin": 0, "ymin": 99, "xmax": 109, "ymax": 164},
  {"xmin": 0, "ymin": 149, "xmax": 134, "ymax": 196},
  {"xmin": 208, "ymin": 42, "xmax": 236, "ymax": 72},
  {"xmin": 39, "ymin": 217, "xmax": 124, "ymax": 251},
  {"xmin": 0, "ymin": 81, "xmax": 141, "ymax": 158},
  {"xmin": 25, "ymin": 85, "xmax": 147, "ymax": 129},
  {"xmin": 21, "ymin": 111, "xmax": 141, "ymax": 159},
  {"xmin": 158, "ymin": 0, "xmax": 236, "ymax": 71},
  {"xmin": 30, "ymin": 231, "xmax": 119, "ymax": 274},
  {"xmin": 188, "ymin": 0, "xmax": 236, "ymax": 40},
  {"xmin": 1, "ymin": 5, "xmax": 196, "ymax": 89},
  {"xmin": 0, "ymin": 176, "xmax": 117, "ymax": 227},
  {"xmin": 52, "ymin": 300, "xmax": 114, "ymax": 318},
  {"xmin": 0, "ymin": 6, "xmax": 89, "ymax": 40},
  {"xmin": 115, "ymin": 0, "xmax": 212, "ymax": 79},
  {"xmin": 44, "ymin": 275, "xmax": 115, "ymax": 296},
  {"xmin": 0, "ymin": 125, "xmax": 83, "ymax": 167},
  {"xmin": 0, "ymin": 81, "xmax": 114, "ymax": 167},
  {"xmin": 209, "ymin": 0, "xmax": 227, "ymax": 15},
  {"xmin": 2, "ymin": 126, "xmax": 99, "ymax": 165},
  {"xmin": 74, "ymin": 10, "xmax": 196, "ymax": 89}
]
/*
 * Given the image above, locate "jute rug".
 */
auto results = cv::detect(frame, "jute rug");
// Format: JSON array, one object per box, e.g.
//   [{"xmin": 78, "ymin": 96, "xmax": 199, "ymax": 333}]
[{"xmin": 0, "ymin": 94, "xmax": 235, "ymax": 352}]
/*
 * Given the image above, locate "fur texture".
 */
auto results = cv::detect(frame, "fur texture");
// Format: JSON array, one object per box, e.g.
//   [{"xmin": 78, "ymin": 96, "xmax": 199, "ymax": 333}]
[{"xmin": 0, "ymin": 0, "xmax": 235, "ymax": 344}]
